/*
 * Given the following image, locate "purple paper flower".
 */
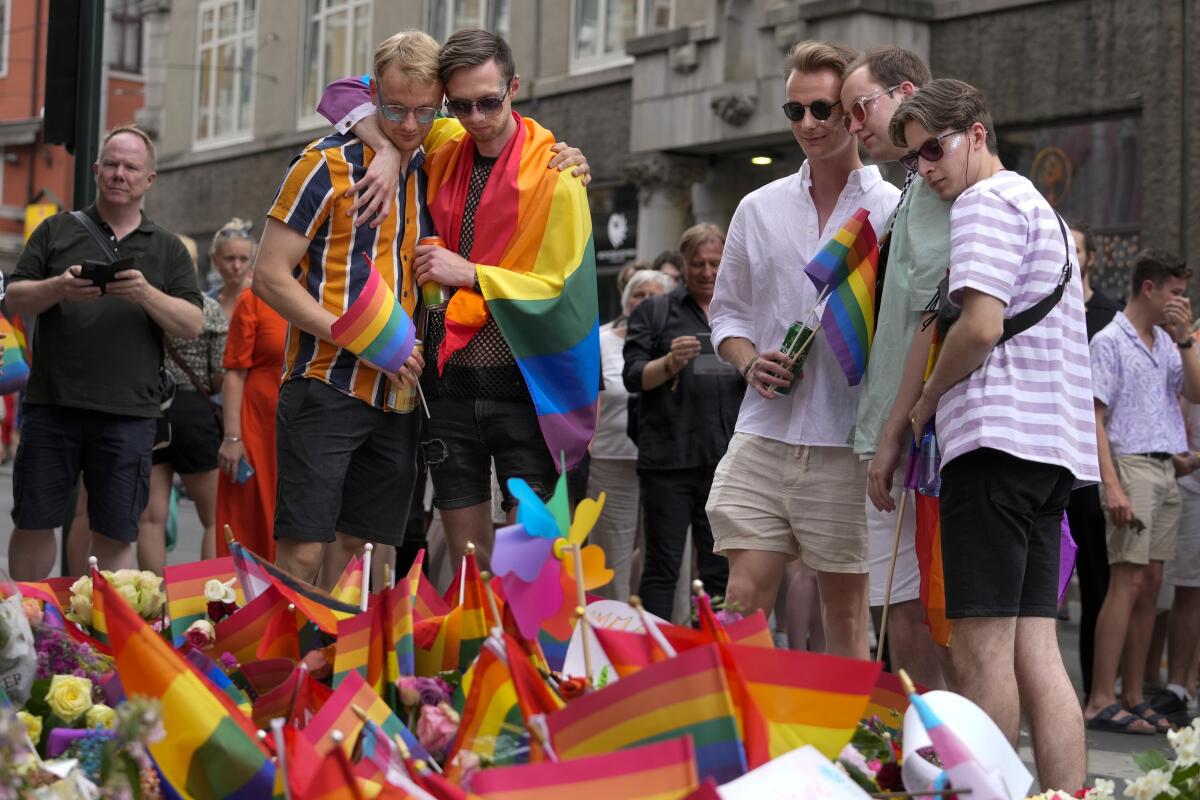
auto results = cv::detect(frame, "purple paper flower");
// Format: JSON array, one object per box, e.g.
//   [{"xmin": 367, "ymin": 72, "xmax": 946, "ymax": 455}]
[{"xmin": 218, "ymin": 652, "xmax": 238, "ymax": 671}]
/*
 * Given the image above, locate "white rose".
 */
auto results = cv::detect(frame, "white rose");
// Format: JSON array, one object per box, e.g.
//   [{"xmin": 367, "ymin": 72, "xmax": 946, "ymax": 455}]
[
  {"xmin": 203, "ymin": 578, "xmax": 236, "ymax": 605},
  {"xmin": 1123, "ymin": 770, "xmax": 1179, "ymax": 800},
  {"xmin": 1090, "ymin": 777, "xmax": 1115, "ymax": 800},
  {"xmin": 69, "ymin": 575, "xmax": 92, "ymax": 600}
]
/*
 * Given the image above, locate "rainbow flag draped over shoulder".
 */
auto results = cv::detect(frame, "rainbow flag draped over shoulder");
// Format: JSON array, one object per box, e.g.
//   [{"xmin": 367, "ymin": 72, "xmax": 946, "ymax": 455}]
[
  {"xmin": 425, "ymin": 113, "xmax": 600, "ymax": 470},
  {"xmin": 330, "ymin": 254, "xmax": 416, "ymax": 375},
  {"xmin": 803, "ymin": 207, "xmax": 880, "ymax": 386},
  {"xmin": 92, "ymin": 572, "xmax": 275, "ymax": 799}
]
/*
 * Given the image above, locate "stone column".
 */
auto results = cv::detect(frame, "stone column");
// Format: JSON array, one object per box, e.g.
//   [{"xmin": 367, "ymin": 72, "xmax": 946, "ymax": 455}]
[
  {"xmin": 624, "ymin": 152, "xmax": 708, "ymax": 260},
  {"xmin": 135, "ymin": 0, "xmax": 172, "ymax": 140}
]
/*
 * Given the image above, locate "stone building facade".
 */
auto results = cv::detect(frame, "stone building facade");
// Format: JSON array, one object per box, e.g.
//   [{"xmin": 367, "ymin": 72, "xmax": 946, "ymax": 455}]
[{"xmin": 144, "ymin": 0, "xmax": 1200, "ymax": 315}]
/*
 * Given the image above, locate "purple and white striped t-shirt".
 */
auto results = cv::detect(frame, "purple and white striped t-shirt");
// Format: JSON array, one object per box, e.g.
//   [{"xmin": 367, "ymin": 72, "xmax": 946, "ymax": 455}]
[{"xmin": 937, "ymin": 170, "xmax": 1100, "ymax": 484}]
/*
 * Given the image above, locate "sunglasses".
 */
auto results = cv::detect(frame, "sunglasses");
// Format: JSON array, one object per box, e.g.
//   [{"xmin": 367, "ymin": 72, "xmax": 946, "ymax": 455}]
[
  {"xmin": 781, "ymin": 99, "xmax": 841, "ymax": 123},
  {"xmin": 376, "ymin": 100, "xmax": 439, "ymax": 125},
  {"xmin": 849, "ymin": 85, "xmax": 901, "ymax": 123},
  {"xmin": 444, "ymin": 82, "xmax": 511, "ymax": 119},
  {"xmin": 899, "ymin": 127, "xmax": 970, "ymax": 173}
]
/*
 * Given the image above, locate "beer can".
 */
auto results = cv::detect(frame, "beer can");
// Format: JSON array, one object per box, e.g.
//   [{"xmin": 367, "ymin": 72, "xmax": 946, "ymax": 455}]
[
  {"xmin": 417, "ymin": 236, "xmax": 447, "ymax": 309},
  {"xmin": 386, "ymin": 340, "xmax": 424, "ymax": 412},
  {"xmin": 772, "ymin": 320, "xmax": 815, "ymax": 396}
]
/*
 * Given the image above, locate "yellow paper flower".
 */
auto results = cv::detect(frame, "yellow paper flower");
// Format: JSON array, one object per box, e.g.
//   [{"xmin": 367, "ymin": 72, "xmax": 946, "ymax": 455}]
[
  {"xmin": 46, "ymin": 675, "xmax": 94, "ymax": 723},
  {"xmin": 16, "ymin": 711, "xmax": 42, "ymax": 744},
  {"xmin": 85, "ymin": 703, "xmax": 116, "ymax": 730}
]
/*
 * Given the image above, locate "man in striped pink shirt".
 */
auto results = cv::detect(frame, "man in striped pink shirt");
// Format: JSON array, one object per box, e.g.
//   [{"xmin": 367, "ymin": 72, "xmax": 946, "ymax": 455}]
[{"xmin": 891, "ymin": 80, "xmax": 1099, "ymax": 790}]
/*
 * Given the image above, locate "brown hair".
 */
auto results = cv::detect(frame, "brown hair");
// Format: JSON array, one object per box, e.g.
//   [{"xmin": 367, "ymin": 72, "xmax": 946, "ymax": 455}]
[
  {"xmin": 844, "ymin": 47, "xmax": 931, "ymax": 88},
  {"xmin": 1131, "ymin": 248, "xmax": 1192, "ymax": 296},
  {"xmin": 374, "ymin": 30, "xmax": 440, "ymax": 86},
  {"xmin": 100, "ymin": 124, "xmax": 156, "ymax": 171},
  {"xmin": 439, "ymin": 28, "xmax": 515, "ymax": 86},
  {"xmin": 784, "ymin": 41, "xmax": 858, "ymax": 79},
  {"xmin": 679, "ymin": 223, "xmax": 725, "ymax": 264},
  {"xmin": 888, "ymin": 78, "xmax": 997, "ymax": 154}
]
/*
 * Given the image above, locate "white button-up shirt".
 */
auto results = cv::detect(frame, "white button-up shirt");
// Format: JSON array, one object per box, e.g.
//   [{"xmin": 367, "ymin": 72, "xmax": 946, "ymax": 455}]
[{"xmin": 710, "ymin": 162, "xmax": 900, "ymax": 446}]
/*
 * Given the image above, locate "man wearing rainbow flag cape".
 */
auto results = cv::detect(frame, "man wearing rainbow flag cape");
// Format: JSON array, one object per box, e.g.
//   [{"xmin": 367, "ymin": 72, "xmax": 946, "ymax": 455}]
[
  {"xmin": 317, "ymin": 30, "xmax": 600, "ymax": 571},
  {"xmin": 706, "ymin": 42, "xmax": 899, "ymax": 660}
]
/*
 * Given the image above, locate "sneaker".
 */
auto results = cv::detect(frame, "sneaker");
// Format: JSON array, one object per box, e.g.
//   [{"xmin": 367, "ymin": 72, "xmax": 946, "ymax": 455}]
[{"xmin": 1151, "ymin": 689, "xmax": 1191, "ymax": 728}]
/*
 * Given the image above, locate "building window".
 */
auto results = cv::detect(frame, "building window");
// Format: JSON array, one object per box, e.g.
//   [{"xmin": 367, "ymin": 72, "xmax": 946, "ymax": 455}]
[
  {"xmin": 109, "ymin": 0, "xmax": 143, "ymax": 74},
  {"xmin": 301, "ymin": 0, "xmax": 372, "ymax": 128},
  {"xmin": 427, "ymin": 0, "xmax": 510, "ymax": 42},
  {"xmin": 571, "ymin": 0, "xmax": 644, "ymax": 73},
  {"xmin": 195, "ymin": 0, "xmax": 257, "ymax": 145},
  {"xmin": 0, "ymin": 0, "xmax": 10, "ymax": 78}
]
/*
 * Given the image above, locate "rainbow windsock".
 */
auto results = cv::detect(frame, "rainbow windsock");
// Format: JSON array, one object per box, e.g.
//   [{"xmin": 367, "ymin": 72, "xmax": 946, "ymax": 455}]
[
  {"xmin": 803, "ymin": 207, "xmax": 880, "ymax": 386},
  {"xmin": 426, "ymin": 114, "xmax": 599, "ymax": 470},
  {"xmin": 330, "ymin": 253, "xmax": 416, "ymax": 375},
  {"xmin": 92, "ymin": 570, "xmax": 275, "ymax": 799},
  {"xmin": 902, "ymin": 673, "xmax": 1008, "ymax": 800}
]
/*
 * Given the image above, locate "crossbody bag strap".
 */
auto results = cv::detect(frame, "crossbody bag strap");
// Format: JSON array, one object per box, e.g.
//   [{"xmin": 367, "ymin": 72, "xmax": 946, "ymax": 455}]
[
  {"xmin": 162, "ymin": 337, "xmax": 214, "ymax": 396},
  {"xmin": 70, "ymin": 210, "xmax": 120, "ymax": 263},
  {"xmin": 997, "ymin": 211, "xmax": 1073, "ymax": 344}
]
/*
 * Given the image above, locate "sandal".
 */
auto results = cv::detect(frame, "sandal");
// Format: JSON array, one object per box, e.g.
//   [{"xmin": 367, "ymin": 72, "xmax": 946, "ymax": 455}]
[
  {"xmin": 1084, "ymin": 703, "xmax": 1155, "ymax": 735},
  {"xmin": 1128, "ymin": 701, "xmax": 1172, "ymax": 734}
]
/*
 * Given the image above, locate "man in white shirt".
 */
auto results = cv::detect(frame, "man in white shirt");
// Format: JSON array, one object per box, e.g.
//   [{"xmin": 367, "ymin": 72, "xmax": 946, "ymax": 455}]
[{"xmin": 707, "ymin": 41, "xmax": 900, "ymax": 659}]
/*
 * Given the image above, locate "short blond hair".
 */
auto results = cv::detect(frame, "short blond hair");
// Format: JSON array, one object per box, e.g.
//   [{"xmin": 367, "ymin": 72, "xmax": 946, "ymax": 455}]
[
  {"xmin": 374, "ymin": 30, "xmax": 441, "ymax": 86},
  {"xmin": 100, "ymin": 124, "xmax": 156, "ymax": 171},
  {"xmin": 784, "ymin": 41, "xmax": 858, "ymax": 79}
]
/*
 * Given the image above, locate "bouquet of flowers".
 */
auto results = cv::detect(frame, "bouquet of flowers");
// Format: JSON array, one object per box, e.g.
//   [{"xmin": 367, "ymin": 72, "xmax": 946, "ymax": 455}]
[
  {"xmin": 66, "ymin": 570, "xmax": 166, "ymax": 631},
  {"xmin": 1118, "ymin": 718, "xmax": 1200, "ymax": 800}
]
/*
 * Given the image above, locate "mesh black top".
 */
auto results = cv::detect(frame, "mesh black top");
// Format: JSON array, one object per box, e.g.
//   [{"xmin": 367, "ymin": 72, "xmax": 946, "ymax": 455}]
[{"xmin": 424, "ymin": 153, "xmax": 528, "ymax": 400}]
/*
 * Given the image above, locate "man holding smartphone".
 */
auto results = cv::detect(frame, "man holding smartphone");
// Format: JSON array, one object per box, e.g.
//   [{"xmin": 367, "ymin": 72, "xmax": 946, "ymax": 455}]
[{"xmin": 4, "ymin": 125, "xmax": 203, "ymax": 580}]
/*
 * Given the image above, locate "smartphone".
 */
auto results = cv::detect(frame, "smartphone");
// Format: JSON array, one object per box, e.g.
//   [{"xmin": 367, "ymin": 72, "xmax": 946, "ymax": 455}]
[
  {"xmin": 696, "ymin": 332, "xmax": 714, "ymax": 354},
  {"xmin": 235, "ymin": 457, "xmax": 255, "ymax": 484},
  {"xmin": 78, "ymin": 255, "xmax": 135, "ymax": 293}
]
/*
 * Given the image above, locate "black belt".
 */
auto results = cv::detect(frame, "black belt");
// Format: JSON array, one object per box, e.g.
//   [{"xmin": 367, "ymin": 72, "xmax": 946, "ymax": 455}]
[{"xmin": 1134, "ymin": 452, "xmax": 1173, "ymax": 461}]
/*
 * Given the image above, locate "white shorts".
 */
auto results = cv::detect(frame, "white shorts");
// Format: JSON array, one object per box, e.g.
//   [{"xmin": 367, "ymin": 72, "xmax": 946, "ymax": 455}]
[
  {"xmin": 867, "ymin": 466, "xmax": 920, "ymax": 607},
  {"xmin": 1166, "ymin": 487, "xmax": 1200, "ymax": 588}
]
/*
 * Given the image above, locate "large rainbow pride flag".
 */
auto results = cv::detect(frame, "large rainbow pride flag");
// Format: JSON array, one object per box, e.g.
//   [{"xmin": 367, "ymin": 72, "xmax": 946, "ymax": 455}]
[
  {"xmin": 804, "ymin": 207, "xmax": 880, "ymax": 386},
  {"xmin": 425, "ymin": 114, "xmax": 600, "ymax": 470}
]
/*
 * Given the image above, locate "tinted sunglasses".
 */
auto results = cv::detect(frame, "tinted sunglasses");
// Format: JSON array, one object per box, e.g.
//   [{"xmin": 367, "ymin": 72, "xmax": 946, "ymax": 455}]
[
  {"xmin": 899, "ymin": 127, "xmax": 969, "ymax": 173},
  {"xmin": 445, "ymin": 82, "xmax": 511, "ymax": 119},
  {"xmin": 849, "ymin": 85, "xmax": 901, "ymax": 123},
  {"xmin": 376, "ymin": 100, "xmax": 439, "ymax": 125},
  {"xmin": 781, "ymin": 99, "xmax": 841, "ymax": 123}
]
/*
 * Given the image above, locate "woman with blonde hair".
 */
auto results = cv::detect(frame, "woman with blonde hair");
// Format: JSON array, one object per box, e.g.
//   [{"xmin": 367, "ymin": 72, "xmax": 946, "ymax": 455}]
[{"xmin": 208, "ymin": 218, "xmax": 255, "ymax": 318}]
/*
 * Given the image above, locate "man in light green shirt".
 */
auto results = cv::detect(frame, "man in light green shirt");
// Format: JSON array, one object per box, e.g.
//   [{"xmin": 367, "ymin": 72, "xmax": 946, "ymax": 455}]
[{"xmin": 841, "ymin": 48, "xmax": 951, "ymax": 690}]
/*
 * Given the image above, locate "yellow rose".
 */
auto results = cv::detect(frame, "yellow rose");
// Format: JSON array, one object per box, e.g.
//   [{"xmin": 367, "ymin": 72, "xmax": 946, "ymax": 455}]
[
  {"xmin": 67, "ymin": 594, "xmax": 94, "ymax": 627},
  {"xmin": 85, "ymin": 703, "xmax": 116, "ymax": 730},
  {"xmin": 112, "ymin": 569, "xmax": 141, "ymax": 584},
  {"xmin": 16, "ymin": 711, "xmax": 42, "ymax": 744},
  {"xmin": 46, "ymin": 675, "xmax": 94, "ymax": 723},
  {"xmin": 69, "ymin": 575, "xmax": 92, "ymax": 600},
  {"xmin": 116, "ymin": 581, "xmax": 139, "ymax": 610}
]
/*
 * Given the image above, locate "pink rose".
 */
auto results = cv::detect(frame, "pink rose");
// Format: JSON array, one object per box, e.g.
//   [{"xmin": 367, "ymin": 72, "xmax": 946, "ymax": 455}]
[
  {"xmin": 417, "ymin": 702, "xmax": 460, "ymax": 759},
  {"xmin": 302, "ymin": 646, "xmax": 332, "ymax": 681},
  {"xmin": 397, "ymin": 676, "xmax": 421, "ymax": 707},
  {"xmin": 22, "ymin": 598, "xmax": 43, "ymax": 627},
  {"xmin": 184, "ymin": 619, "xmax": 216, "ymax": 650}
]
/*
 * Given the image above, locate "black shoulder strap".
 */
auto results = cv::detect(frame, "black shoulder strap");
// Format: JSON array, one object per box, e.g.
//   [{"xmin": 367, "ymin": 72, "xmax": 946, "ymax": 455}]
[
  {"xmin": 70, "ymin": 210, "xmax": 119, "ymax": 263},
  {"xmin": 651, "ymin": 290, "xmax": 671, "ymax": 338},
  {"xmin": 998, "ymin": 211, "xmax": 1072, "ymax": 344}
]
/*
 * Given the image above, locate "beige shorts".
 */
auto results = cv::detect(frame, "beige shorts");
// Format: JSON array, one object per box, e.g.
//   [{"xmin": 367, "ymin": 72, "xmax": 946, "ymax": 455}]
[
  {"xmin": 707, "ymin": 433, "xmax": 868, "ymax": 573},
  {"xmin": 1102, "ymin": 454, "xmax": 1180, "ymax": 565}
]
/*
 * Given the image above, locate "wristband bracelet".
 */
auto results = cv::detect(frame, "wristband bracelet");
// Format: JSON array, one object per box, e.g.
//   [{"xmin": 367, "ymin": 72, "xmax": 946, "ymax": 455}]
[
  {"xmin": 224, "ymin": 435, "xmax": 241, "ymax": 442},
  {"xmin": 742, "ymin": 359, "xmax": 756, "ymax": 381},
  {"xmin": 665, "ymin": 352, "xmax": 676, "ymax": 375}
]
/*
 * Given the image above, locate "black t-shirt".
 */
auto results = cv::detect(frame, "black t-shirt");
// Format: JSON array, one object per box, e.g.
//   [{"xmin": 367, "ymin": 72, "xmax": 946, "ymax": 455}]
[
  {"xmin": 1085, "ymin": 287, "xmax": 1124, "ymax": 341},
  {"xmin": 10, "ymin": 206, "xmax": 203, "ymax": 417}
]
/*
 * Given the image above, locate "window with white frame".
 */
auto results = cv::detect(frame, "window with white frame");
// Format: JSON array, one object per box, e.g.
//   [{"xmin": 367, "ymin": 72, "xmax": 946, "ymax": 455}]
[
  {"xmin": 300, "ymin": 0, "xmax": 372, "ymax": 128},
  {"xmin": 0, "ymin": 0, "xmax": 10, "ymax": 78},
  {"xmin": 195, "ymin": 0, "xmax": 257, "ymax": 145},
  {"xmin": 571, "ymin": 0, "xmax": 647, "ymax": 73},
  {"xmin": 427, "ymin": 0, "xmax": 510, "ymax": 43}
]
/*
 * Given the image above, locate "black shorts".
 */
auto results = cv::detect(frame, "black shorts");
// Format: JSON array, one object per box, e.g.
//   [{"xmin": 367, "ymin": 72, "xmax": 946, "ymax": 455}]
[
  {"xmin": 423, "ymin": 395, "xmax": 558, "ymax": 511},
  {"xmin": 12, "ymin": 404, "xmax": 156, "ymax": 543},
  {"xmin": 273, "ymin": 378, "xmax": 419, "ymax": 546},
  {"xmin": 940, "ymin": 447, "xmax": 1074, "ymax": 619},
  {"xmin": 152, "ymin": 389, "xmax": 220, "ymax": 474}
]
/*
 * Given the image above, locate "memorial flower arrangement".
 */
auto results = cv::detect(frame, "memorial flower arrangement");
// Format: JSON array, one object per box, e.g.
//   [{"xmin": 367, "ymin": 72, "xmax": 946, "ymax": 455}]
[{"xmin": 66, "ymin": 570, "xmax": 166, "ymax": 629}]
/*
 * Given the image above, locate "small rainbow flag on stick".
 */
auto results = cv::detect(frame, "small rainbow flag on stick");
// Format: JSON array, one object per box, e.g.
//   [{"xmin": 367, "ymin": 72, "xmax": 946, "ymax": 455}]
[
  {"xmin": 330, "ymin": 254, "xmax": 416, "ymax": 375},
  {"xmin": 803, "ymin": 207, "xmax": 880, "ymax": 386}
]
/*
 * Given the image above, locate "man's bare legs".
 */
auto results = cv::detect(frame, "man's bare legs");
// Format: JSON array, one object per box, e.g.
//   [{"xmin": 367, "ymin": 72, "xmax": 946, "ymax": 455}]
[
  {"xmin": 440, "ymin": 502, "xmax": 496, "ymax": 572},
  {"xmin": 89, "ymin": 530, "xmax": 134, "ymax": 572},
  {"xmin": 783, "ymin": 561, "xmax": 825, "ymax": 651},
  {"xmin": 1167, "ymin": 586, "xmax": 1200, "ymax": 696},
  {"xmin": 816, "ymin": 570, "xmax": 870, "ymax": 659},
  {"xmin": 871, "ymin": 599, "xmax": 947, "ymax": 690},
  {"xmin": 7, "ymin": 529, "xmax": 57, "ymax": 581},
  {"xmin": 136, "ymin": 465, "xmax": 175, "ymax": 575},
  {"xmin": 1015, "ymin": 617, "xmax": 1086, "ymax": 791},
  {"xmin": 275, "ymin": 539, "xmax": 325, "ymax": 585},
  {"xmin": 319, "ymin": 532, "xmax": 375, "ymax": 592},
  {"xmin": 1085, "ymin": 562, "xmax": 1160, "ymax": 730},
  {"xmin": 724, "ymin": 549, "xmax": 787, "ymax": 621}
]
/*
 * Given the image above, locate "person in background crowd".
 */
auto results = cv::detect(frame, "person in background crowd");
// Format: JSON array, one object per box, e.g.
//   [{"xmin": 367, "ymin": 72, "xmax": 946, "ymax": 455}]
[
  {"xmin": 590, "ymin": 269, "xmax": 673, "ymax": 601},
  {"xmin": 616, "ymin": 259, "xmax": 652, "ymax": 305},
  {"xmin": 5, "ymin": 125, "xmax": 202, "ymax": 580},
  {"xmin": 894, "ymin": 79, "xmax": 1097, "ymax": 787},
  {"xmin": 841, "ymin": 46, "xmax": 947, "ymax": 686},
  {"xmin": 216, "ymin": 276, "xmax": 287, "ymax": 562},
  {"xmin": 1063, "ymin": 219, "xmax": 1121, "ymax": 704},
  {"xmin": 1086, "ymin": 249, "xmax": 1200, "ymax": 735},
  {"xmin": 707, "ymin": 41, "xmax": 899, "ymax": 659},
  {"xmin": 208, "ymin": 219, "xmax": 255, "ymax": 319},
  {"xmin": 136, "ymin": 234, "xmax": 227, "ymax": 573},
  {"xmin": 623, "ymin": 223, "xmax": 741, "ymax": 620},
  {"xmin": 653, "ymin": 250, "xmax": 684, "ymax": 285}
]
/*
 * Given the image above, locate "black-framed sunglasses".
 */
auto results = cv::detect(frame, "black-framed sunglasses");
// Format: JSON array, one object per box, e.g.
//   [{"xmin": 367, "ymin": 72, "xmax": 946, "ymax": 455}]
[
  {"xmin": 445, "ymin": 82, "xmax": 511, "ymax": 119},
  {"xmin": 781, "ymin": 99, "xmax": 841, "ymax": 123},
  {"xmin": 849, "ymin": 85, "xmax": 901, "ymax": 123},
  {"xmin": 899, "ymin": 127, "xmax": 970, "ymax": 173}
]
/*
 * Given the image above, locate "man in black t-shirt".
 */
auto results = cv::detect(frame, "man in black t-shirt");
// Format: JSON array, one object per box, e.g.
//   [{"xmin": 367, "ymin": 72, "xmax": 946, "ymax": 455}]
[{"xmin": 5, "ymin": 126, "xmax": 202, "ymax": 580}]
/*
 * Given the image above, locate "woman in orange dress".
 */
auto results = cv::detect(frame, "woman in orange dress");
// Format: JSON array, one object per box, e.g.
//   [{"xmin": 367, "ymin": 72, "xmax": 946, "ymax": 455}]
[{"xmin": 215, "ymin": 286, "xmax": 287, "ymax": 560}]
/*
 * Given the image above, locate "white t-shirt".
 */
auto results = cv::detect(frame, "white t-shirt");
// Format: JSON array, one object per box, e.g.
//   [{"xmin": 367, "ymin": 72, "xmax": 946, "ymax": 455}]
[{"xmin": 591, "ymin": 322, "xmax": 638, "ymax": 460}]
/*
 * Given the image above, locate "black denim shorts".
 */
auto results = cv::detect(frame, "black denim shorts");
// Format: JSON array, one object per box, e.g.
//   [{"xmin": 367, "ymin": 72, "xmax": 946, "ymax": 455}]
[
  {"xmin": 152, "ymin": 389, "xmax": 220, "ymax": 474},
  {"xmin": 939, "ymin": 447, "xmax": 1074, "ymax": 619},
  {"xmin": 12, "ymin": 404, "xmax": 156, "ymax": 543},
  {"xmin": 422, "ymin": 395, "xmax": 558, "ymax": 511},
  {"xmin": 273, "ymin": 378, "xmax": 419, "ymax": 545}
]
